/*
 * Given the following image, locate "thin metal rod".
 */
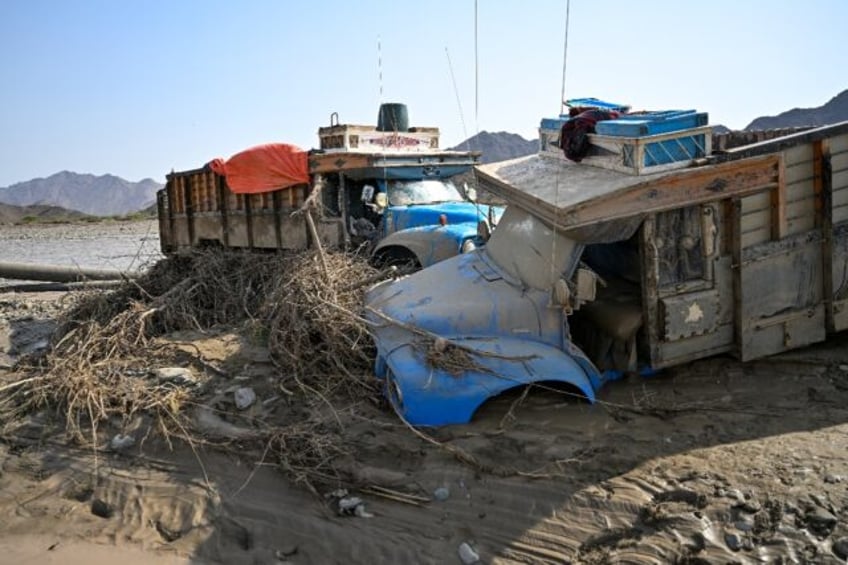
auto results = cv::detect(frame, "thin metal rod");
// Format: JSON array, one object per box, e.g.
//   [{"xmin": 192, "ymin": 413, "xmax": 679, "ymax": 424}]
[{"xmin": 560, "ymin": 0, "xmax": 571, "ymax": 114}]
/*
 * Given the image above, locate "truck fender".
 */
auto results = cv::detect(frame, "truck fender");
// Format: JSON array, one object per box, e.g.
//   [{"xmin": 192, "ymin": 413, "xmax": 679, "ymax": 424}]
[{"xmin": 377, "ymin": 335, "xmax": 603, "ymax": 426}]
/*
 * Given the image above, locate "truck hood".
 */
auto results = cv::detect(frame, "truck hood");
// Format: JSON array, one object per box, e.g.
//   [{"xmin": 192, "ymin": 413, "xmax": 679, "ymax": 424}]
[
  {"xmin": 389, "ymin": 202, "xmax": 501, "ymax": 232},
  {"xmin": 366, "ymin": 251, "xmax": 547, "ymax": 341},
  {"xmin": 365, "ymin": 251, "xmax": 605, "ymax": 425}
]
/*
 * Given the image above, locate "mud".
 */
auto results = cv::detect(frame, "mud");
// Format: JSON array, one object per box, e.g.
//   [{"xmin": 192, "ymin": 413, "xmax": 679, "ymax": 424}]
[{"xmin": 1, "ymin": 291, "xmax": 848, "ymax": 564}]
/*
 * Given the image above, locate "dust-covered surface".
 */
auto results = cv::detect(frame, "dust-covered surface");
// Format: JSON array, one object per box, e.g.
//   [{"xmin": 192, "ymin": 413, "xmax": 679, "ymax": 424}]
[{"xmin": 2, "ymin": 252, "xmax": 848, "ymax": 564}]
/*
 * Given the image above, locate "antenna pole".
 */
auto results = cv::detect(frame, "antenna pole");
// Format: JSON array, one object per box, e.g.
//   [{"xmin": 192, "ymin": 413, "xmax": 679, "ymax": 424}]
[
  {"xmin": 474, "ymin": 0, "xmax": 479, "ymax": 133},
  {"xmin": 559, "ymin": 0, "xmax": 571, "ymax": 115}
]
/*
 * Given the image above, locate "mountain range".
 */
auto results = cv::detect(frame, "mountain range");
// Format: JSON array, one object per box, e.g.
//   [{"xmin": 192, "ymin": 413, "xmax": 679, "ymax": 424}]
[
  {"xmin": 0, "ymin": 171, "xmax": 162, "ymax": 217},
  {"xmin": 1, "ymin": 89, "xmax": 846, "ymax": 222}
]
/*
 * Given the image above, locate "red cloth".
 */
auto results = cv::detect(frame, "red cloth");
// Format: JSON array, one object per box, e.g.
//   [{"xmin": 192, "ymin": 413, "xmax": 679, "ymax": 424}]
[{"xmin": 208, "ymin": 143, "xmax": 310, "ymax": 194}]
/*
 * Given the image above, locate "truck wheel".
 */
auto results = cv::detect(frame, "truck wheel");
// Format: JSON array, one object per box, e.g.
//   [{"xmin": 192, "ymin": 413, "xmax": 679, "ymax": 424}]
[{"xmin": 374, "ymin": 249, "xmax": 421, "ymax": 274}]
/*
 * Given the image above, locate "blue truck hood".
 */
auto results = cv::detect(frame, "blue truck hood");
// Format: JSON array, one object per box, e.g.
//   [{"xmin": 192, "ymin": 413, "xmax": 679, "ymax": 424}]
[
  {"xmin": 389, "ymin": 202, "xmax": 498, "ymax": 232},
  {"xmin": 365, "ymin": 251, "xmax": 605, "ymax": 426}
]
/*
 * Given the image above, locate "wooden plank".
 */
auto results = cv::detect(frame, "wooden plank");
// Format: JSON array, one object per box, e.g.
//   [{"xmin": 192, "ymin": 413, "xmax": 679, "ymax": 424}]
[
  {"xmin": 813, "ymin": 139, "xmax": 827, "ymax": 229},
  {"xmin": 639, "ymin": 216, "xmax": 662, "ymax": 366},
  {"xmin": 784, "ymin": 162, "xmax": 814, "ymax": 186},
  {"xmin": 833, "ymin": 169, "xmax": 848, "ymax": 192},
  {"xmin": 783, "ymin": 144, "xmax": 814, "ymax": 166},
  {"xmin": 731, "ymin": 198, "xmax": 744, "ymax": 359},
  {"xmin": 786, "ymin": 196, "xmax": 816, "ymax": 222},
  {"xmin": 830, "ymin": 150, "xmax": 848, "ymax": 173},
  {"xmin": 772, "ymin": 156, "xmax": 787, "ymax": 239},
  {"xmin": 562, "ymin": 155, "xmax": 780, "ymax": 230},
  {"xmin": 740, "ymin": 191, "xmax": 771, "ymax": 214},
  {"xmin": 741, "ymin": 208, "xmax": 771, "ymax": 235},
  {"xmin": 742, "ymin": 227, "xmax": 771, "ymax": 249},
  {"xmin": 829, "ymin": 132, "xmax": 848, "ymax": 154},
  {"xmin": 786, "ymin": 214, "xmax": 815, "ymax": 235},
  {"xmin": 785, "ymin": 177, "xmax": 815, "ymax": 201}
]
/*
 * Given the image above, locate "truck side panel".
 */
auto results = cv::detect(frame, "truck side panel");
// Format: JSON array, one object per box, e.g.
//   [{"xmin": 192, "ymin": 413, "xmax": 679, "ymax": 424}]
[{"xmin": 159, "ymin": 168, "xmax": 341, "ymax": 252}]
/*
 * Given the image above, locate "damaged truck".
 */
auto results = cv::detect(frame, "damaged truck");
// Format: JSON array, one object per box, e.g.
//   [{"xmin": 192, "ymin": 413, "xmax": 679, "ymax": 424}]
[
  {"xmin": 157, "ymin": 103, "xmax": 500, "ymax": 269},
  {"xmin": 366, "ymin": 110, "xmax": 848, "ymax": 426}
]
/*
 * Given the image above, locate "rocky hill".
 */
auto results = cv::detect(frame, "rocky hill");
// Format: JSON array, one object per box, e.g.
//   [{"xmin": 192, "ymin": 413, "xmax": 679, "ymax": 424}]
[
  {"xmin": 0, "ymin": 171, "xmax": 163, "ymax": 216},
  {"xmin": 0, "ymin": 202, "xmax": 91, "ymax": 225},
  {"xmin": 450, "ymin": 131, "xmax": 538, "ymax": 163},
  {"xmin": 746, "ymin": 89, "xmax": 848, "ymax": 130}
]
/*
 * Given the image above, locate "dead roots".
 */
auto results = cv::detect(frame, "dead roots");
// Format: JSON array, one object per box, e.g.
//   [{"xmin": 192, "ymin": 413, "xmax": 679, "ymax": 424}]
[{"xmin": 0, "ymin": 248, "xmax": 382, "ymax": 492}]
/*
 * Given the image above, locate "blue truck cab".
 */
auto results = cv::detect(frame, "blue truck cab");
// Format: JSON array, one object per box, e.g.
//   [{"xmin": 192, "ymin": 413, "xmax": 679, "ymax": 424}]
[{"xmin": 358, "ymin": 176, "xmax": 502, "ymax": 270}]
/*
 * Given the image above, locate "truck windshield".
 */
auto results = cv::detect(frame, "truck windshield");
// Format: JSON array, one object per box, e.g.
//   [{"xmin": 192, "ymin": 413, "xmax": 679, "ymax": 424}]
[
  {"xmin": 484, "ymin": 207, "xmax": 581, "ymax": 291},
  {"xmin": 387, "ymin": 179, "xmax": 464, "ymax": 206}
]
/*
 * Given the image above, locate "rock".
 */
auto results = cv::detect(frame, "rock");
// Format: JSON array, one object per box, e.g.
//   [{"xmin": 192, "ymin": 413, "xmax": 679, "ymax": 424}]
[
  {"xmin": 433, "ymin": 486, "xmax": 450, "ymax": 501},
  {"xmin": 109, "ymin": 434, "xmax": 135, "ymax": 451},
  {"xmin": 806, "ymin": 506, "xmax": 837, "ymax": 534},
  {"xmin": 458, "ymin": 541, "xmax": 480, "ymax": 564},
  {"xmin": 832, "ymin": 537, "xmax": 848, "ymax": 560},
  {"xmin": 91, "ymin": 498, "xmax": 114, "ymax": 519},
  {"xmin": 153, "ymin": 367, "xmax": 196, "ymax": 385},
  {"xmin": 736, "ymin": 499, "xmax": 762, "ymax": 513},
  {"xmin": 234, "ymin": 387, "xmax": 257, "ymax": 410},
  {"xmin": 338, "ymin": 495, "xmax": 372, "ymax": 518},
  {"xmin": 735, "ymin": 516, "xmax": 754, "ymax": 532},
  {"xmin": 823, "ymin": 473, "xmax": 843, "ymax": 484},
  {"xmin": 724, "ymin": 532, "xmax": 741, "ymax": 552},
  {"xmin": 726, "ymin": 488, "xmax": 744, "ymax": 501}
]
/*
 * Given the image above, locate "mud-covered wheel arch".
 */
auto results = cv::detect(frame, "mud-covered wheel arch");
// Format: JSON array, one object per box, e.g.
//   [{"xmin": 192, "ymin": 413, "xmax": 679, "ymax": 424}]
[
  {"xmin": 371, "ymin": 246, "xmax": 422, "ymax": 273},
  {"xmin": 470, "ymin": 380, "xmax": 592, "ymax": 421}
]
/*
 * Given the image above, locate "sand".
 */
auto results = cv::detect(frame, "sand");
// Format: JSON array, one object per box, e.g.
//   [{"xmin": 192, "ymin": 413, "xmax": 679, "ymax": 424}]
[{"xmin": 2, "ymin": 290, "xmax": 848, "ymax": 564}]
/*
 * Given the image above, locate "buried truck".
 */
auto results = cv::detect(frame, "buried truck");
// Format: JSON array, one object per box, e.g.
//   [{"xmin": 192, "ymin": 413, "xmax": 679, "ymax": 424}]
[
  {"xmin": 365, "ymin": 115, "xmax": 848, "ymax": 426},
  {"xmin": 157, "ymin": 103, "xmax": 500, "ymax": 269}
]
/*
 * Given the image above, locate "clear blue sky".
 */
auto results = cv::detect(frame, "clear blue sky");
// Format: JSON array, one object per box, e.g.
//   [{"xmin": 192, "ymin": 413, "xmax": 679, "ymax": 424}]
[{"xmin": 1, "ymin": 0, "xmax": 846, "ymax": 187}]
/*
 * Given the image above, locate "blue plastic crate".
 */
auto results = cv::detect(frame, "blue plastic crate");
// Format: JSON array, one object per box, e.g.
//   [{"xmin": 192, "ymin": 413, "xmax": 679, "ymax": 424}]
[
  {"xmin": 565, "ymin": 97, "xmax": 630, "ymax": 112},
  {"xmin": 596, "ymin": 111, "xmax": 708, "ymax": 137},
  {"xmin": 623, "ymin": 132, "xmax": 709, "ymax": 168}
]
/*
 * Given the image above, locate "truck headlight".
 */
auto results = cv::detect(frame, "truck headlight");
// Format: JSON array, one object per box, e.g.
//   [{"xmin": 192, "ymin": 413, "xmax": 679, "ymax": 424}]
[{"xmin": 461, "ymin": 239, "xmax": 477, "ymax": 253}]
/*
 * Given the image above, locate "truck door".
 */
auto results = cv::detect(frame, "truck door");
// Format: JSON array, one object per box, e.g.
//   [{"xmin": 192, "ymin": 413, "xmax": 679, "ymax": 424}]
[
  {"xmin": 640, "ymin": 203, "xmax": 735, "ymax": 368},
  {"xmin": 730, "ymin": 144, "xmax": 828, "ymax": 361}
]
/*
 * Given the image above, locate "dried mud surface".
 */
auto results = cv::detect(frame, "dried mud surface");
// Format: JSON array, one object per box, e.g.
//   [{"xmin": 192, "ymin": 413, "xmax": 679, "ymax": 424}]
[{"xmin": 2, "ymin": 291, "xmax": 848, "ymax": 564}]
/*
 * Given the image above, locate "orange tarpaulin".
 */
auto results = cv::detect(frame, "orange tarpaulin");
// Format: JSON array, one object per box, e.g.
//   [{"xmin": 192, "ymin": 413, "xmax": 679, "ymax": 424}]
[{"xmin": 208, "ymin": 143, "xmax": 310, "ymax": 194}]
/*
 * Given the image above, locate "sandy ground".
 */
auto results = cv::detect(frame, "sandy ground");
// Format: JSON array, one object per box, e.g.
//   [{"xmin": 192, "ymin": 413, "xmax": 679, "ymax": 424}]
[{"xmin": 2, "ymin": 290, "xmax": 848, "ymax": 564}]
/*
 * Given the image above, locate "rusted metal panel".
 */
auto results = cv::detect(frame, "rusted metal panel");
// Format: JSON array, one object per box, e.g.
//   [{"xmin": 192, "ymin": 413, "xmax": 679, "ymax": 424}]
[
  {"xmin": 661, "ymin": 288, "xmax": 720, "ymax": 340},
  {"xmin": 654, "ymin": 324, "xmax": 735, "ymax": 368},
  {"xmin": 738, "ymin": 232, "xmax": 825, "ymax": 360},
  {"xmin": 740, "ymin": 305, "xmax": 826, "ymax": 361}
]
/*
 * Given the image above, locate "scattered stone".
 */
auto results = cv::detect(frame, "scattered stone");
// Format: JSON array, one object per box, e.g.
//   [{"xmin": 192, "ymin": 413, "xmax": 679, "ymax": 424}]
[
  {"xmin": 458, "ymin": 541, "xmax": 480, "ymax": 564},
  {"xmin": 805, "ymin": 506, "xmax": 837, "ymax": 534},
  {"xmin": 153, "ymin": 367, "xmax": 196, "ymax": 385},
  {"xmin": 726, "ymin": 489, "xmax": 744, "ymax": 501},
  {"xmin": 337, "ymin": 495, "xmax": 372, "ymax": 518},
  {"xmin": 724, "ymin": 532, "xmax": 741, "ymax": 552},
  {"xmin": 823, "ymin": 474, "xmax": 843, "ymax": 484},
  {"xmin": 234, "ymin": 387, "xmax": 257, "ymax": 410},
  {"xmin": 109, "ymin": 434, "xmax": 135, "ymax": 451},
  {"xmin": 832, "ymin": 537, "xmax": 848, "ymax": 560},
  {"xmin": 736, "ymin": 499, "xmax": 762, "ymax": 513},
  {"xmin": 838, "ymin": 364, "xmax": 848, "ymax": 372},
  {"xmin": 735, "ymin": 516, "xmax": 754, "ymax": 532},
  {"xmin": 433, "ymin": 486, "xmax": 450, "ymax": 501},
  {"xmin": 275, "ymin": 545, "xmax": 299, "ymax": 559},
  {"xmin": 91, "ymin": 498, "xmax": 114, "ymax": 519}
]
